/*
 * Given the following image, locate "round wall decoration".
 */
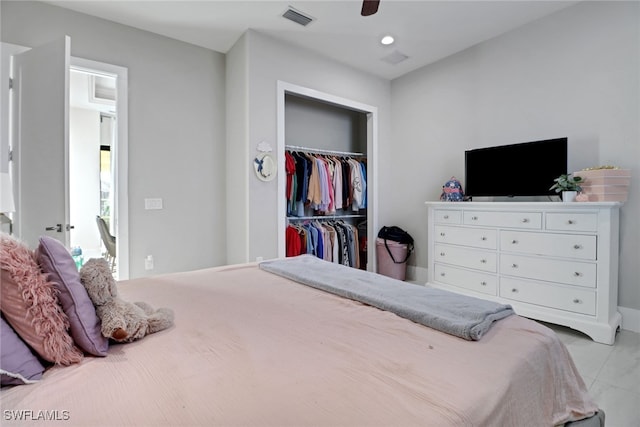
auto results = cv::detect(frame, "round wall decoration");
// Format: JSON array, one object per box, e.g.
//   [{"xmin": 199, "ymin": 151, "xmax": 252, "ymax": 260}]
[{"xmin": 253, "ymin": 153, "xmax": 277, "ymax": 181}]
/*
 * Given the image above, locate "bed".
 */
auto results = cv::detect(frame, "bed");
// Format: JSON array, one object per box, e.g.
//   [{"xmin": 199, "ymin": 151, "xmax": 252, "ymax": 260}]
[{"xmin": 1, "ymin": 236, "xmax": 602, "ymax": 426}]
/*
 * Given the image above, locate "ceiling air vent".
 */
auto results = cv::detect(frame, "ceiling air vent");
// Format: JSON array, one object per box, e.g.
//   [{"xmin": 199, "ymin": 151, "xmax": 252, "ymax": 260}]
[
  {"xmin": 282, "ymin": 6, "xmax": 314, "ymax": 27},
  {"xmin": 381, "ymin": 50, "xmax": 409, "ymax": 65}
]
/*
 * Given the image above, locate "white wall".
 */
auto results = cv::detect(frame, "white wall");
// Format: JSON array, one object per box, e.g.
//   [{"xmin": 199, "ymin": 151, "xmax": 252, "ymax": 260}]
[
  {"xmin": 390, "ymin": 2, "xmax": 640, "ymax": 313},
  {"xmin": 1, "ymin": 1, "xmax": 227, "ymax": 277},
  {"xmin": 226, "ymin": 30, "xmax": 391, "ymax": 263},
  {"xmin": 69, "ymin": 107, "xmax": 101, "ymax": 255}
]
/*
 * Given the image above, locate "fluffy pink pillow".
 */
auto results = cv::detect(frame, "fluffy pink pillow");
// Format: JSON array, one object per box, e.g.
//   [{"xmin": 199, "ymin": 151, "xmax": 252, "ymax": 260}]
[{"xmin": 0, "ymin": 234, "xmax": 83, "ymax": 365}]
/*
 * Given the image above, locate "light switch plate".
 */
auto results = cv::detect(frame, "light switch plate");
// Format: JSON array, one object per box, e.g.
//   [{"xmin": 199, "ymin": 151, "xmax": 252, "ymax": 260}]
[{"xmin": 144, "ymin": 198, "xmax": 163, "ymax": 210}]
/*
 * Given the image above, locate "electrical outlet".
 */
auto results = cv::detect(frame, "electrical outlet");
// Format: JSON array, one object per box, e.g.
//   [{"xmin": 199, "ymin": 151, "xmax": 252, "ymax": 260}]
[{"xmin": 145, "ymin": 255, "xmax": 154, "ymax": 270}]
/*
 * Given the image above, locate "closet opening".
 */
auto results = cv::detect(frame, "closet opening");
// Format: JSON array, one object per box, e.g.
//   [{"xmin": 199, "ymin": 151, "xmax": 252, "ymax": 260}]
[{"xmin": 277, "ymin": 81, "xmax": 378, "ymax": 272}]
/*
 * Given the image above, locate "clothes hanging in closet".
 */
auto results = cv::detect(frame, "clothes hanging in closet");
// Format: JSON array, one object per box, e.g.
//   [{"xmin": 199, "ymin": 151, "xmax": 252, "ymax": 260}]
[
  {"xmin": 285, "ymin": 220, "xmax": 364, "ymax": 269},
  {"xmin": 285, "ymin": 150, "xmax": 367, "ymax": 217}
]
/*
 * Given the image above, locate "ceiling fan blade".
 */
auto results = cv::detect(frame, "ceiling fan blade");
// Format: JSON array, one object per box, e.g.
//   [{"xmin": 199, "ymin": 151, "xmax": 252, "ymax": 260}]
[{"xmin": 361, "ymin": 0, "xmax": 380, "ymax": 16}]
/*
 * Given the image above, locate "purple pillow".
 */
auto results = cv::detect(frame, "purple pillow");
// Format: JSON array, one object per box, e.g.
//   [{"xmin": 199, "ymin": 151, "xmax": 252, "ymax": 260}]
[
  {"xmin": 1, "ymin": 317, "xmax": 45, "ymax": 386},
  {"xmin": 35, "ymin": 236, "xmax": 108, "ymax": 356}
]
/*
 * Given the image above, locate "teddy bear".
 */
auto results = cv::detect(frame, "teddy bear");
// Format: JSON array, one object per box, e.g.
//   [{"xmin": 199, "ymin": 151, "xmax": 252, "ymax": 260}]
[{"xmin": 79, "ymin": 258, "xmax": 174, "ymax": 343}]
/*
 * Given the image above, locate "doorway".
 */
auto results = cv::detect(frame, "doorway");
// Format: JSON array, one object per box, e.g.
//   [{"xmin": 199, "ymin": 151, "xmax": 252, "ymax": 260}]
[
  {"xmin": 69, "ymin": 68, "xmax": 116, "ymax": 274},
  {"xmin": 69, "ymin": 58, "xmax": 129, "ymax": 280}
]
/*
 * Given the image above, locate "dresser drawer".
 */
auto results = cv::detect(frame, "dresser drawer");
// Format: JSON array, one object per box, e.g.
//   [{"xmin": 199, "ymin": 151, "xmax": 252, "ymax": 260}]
[
  {"xmin": 435, "ymin": 244, "xmax": 496, "ymax": 273},
  {"xmin": 464, "ymin": 211, "xmax": 542, "ymax": 229},
  {"xmin": 500, "ymin": 254, "xmax": 596, "ymax": 288},
  {"xmin": 546, "ymin": 213, "xmax": 598, "ymax": 232},
  {"xmin": 434, "ymin": 225, "xmax": 497, "ymax": 250},
  {"xmin": 433, "ymin": 209, "xmax": 462, "ymax": 224},
  {"xmin": 500, "ymin": 231, "xmax": 596, "ymax": 260},
  {"xmin": 500, "ymin": 277, "xmax": 596, "ymax": 315},
  {"xmin": 434, "ymin": 264, "xmax": 497, "ymax": 296}
]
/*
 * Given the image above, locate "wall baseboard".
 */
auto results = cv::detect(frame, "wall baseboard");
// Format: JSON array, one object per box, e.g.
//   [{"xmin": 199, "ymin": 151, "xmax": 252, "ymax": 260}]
[
  {"xmin": 407, "ymin": 265, "xmax": 428, "ymax": 284},
  {"xmin": 619, "ymin": 306, "xmax": 640, "ymax": 333}
]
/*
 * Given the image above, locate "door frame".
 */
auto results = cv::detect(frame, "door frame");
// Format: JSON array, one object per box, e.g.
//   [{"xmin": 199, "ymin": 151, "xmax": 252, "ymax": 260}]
[{"xmin": 71, "ymin": 57, "xmax": 129, "ymax": 280}]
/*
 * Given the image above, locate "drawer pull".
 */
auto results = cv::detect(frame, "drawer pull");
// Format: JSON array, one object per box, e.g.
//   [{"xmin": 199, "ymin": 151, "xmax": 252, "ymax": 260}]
[
  {"xmin": 480, "ymin": 281, "xmax": 487, "ymax": 286},
  {"xmin": 443, "ymin": 215, "xmax": 449, "ymax": 219},
  {"xmin": 511, "ymin": 288, "xmax": 518, "ymax": 293},
  {"xmin": 573, "ymin": 298, "xmax": 582, "ymax": 304},
  {"xmin": 481, "ymin": 236, "xmax": 487, "ymax": 241},
  {"xmin": 471, "ymin": 216, "xmax": 478, "ymax": 221},
  {"xmin": 512, "ymin": 240, "xmax": 518, "ymax": 244},
  {"xmin": 480, "ymin": 259, "xmax": 487, "ymax": 264},
  {"xmin": 522, "ymin": 218, "xmax": 529, "ymax": 223},
  {"xmin": 440, "ymin": 232, "xmax": 445, "ymax": 237},
  {"xmin": 511, "ymin": 263, "xmax": 518, "ymax": 268},
  {"xmin": 440, "ymin": 272, "xmax": 446, "ymax": 277},
  {"xmin": 573, "ymin": 244, "xmax": 582, "ymax": 250},
  {"xmin": 574, "ymin": 272, "xmax": 582, "ymax": 277},
  {"xmin": 440, "ymin": 252, "xmax": 446, "ymax": 257},
  {"xmin": 568, "ymin": 220, "xmax": 575, "ymax": 225}
]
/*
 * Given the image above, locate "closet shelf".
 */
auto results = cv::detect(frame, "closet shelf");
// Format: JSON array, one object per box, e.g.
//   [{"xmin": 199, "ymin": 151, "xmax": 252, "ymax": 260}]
[
  {"xmin": 287, "ymin": 214, "xmax": 366, "ymax": 221},
  {"xmin": 285, "ymin": 145, "xmax": 365, "ymax": 157}
]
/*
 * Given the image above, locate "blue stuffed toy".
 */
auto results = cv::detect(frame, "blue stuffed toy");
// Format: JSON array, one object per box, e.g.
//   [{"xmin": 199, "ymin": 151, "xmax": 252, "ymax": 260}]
[{"xmin": 440, "ymin": 176, "xmax": 464, "ymax": 202}]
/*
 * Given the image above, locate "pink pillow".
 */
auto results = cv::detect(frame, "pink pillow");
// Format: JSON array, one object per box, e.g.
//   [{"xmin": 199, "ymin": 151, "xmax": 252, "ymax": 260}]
[
  {"xmin": 0, "ymin": 234, "xmax": 83, "ymax": 365},
  {"xmin": 36, "ymin": 236, "xmax": 108, "ymax": 356}
]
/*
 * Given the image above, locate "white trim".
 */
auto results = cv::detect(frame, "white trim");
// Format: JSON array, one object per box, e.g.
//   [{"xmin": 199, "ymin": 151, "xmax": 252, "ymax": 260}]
[
  {"xmin": 276, "ymin": 83, "xmax": 287, "ymax": 258},
  {"xmin": 70, "ymin": 57, "xmax": 129, "ymax": 280},
  {"xmin": 64, "ymin": 37, "xmax": 71, "ymax": 248},
  {"xmin": 407, "ymin": 265, "xmax": 429, "ymax": 284},
  {"xmin": 276, "ymin": 81, "xmax": 379, "ymax": 271}
]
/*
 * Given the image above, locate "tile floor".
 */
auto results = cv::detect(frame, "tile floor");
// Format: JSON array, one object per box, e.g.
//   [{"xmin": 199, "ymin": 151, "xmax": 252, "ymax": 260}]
[{"xmin": 545, "ymin": 323, "xmax": 640, "ymax": 427}]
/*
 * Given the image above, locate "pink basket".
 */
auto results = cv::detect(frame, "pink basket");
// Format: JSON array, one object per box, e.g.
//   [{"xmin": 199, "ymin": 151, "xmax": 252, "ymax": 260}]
[{"xmin": 376, "ymin": 238, "xmax": 408, "ymax": 281}]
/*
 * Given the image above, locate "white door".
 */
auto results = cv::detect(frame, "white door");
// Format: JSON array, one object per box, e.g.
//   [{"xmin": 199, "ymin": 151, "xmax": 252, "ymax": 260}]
[{"xmin": 11, "ymin": 36, "xmax": 71, "ymax": 248}]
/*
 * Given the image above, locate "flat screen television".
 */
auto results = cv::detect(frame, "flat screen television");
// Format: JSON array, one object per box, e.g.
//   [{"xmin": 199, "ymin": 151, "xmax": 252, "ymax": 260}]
[{"xmin": 464, "ymin": 137, "xmax": 567, "ymax": 199}]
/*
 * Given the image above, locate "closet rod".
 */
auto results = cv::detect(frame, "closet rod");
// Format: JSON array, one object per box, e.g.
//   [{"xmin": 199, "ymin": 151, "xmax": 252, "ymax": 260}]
[
  {"xmin": 287, "ymin": 214, "xmax": 366, "ymax": 221},
  {"xmin": 285, "ymin": 145, "xmax": 365, "ymax": 157}
]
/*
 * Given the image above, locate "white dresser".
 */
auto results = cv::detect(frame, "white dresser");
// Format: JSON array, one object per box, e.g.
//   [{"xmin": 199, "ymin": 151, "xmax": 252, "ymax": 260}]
[{"xmin": 425, "ymin": 201, "xmax": 622, "ymax": 344}]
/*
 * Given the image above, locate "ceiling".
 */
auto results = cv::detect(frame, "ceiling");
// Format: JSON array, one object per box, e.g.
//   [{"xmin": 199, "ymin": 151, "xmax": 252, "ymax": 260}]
[{"xmin": 45, "ymin": 0, "xmax": 578, "ymax": 80}]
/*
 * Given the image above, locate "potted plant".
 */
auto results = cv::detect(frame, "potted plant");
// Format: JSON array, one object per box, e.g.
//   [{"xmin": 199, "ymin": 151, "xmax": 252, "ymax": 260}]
[{"xmin": 550, "ymin": 174, "xmax": 583, "ymax": 202}]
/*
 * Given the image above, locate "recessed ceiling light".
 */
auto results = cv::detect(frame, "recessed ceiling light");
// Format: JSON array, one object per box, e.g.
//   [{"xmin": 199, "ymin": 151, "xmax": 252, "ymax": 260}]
[{"xmin": 381, "ymin": 35, "xmax": 395, "ymax": 46}]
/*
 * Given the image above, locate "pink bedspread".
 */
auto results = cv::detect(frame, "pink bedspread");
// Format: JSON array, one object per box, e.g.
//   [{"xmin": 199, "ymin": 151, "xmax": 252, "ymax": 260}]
[{"xmin": 1, "ymin": 263, "xmax": 597, "ymax": 426}]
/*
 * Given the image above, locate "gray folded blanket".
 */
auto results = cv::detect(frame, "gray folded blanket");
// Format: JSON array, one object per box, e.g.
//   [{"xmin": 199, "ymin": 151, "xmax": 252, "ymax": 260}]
[{"xmin": 260, "ymin": 255, "xmax": 514, "ymax": 341}]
